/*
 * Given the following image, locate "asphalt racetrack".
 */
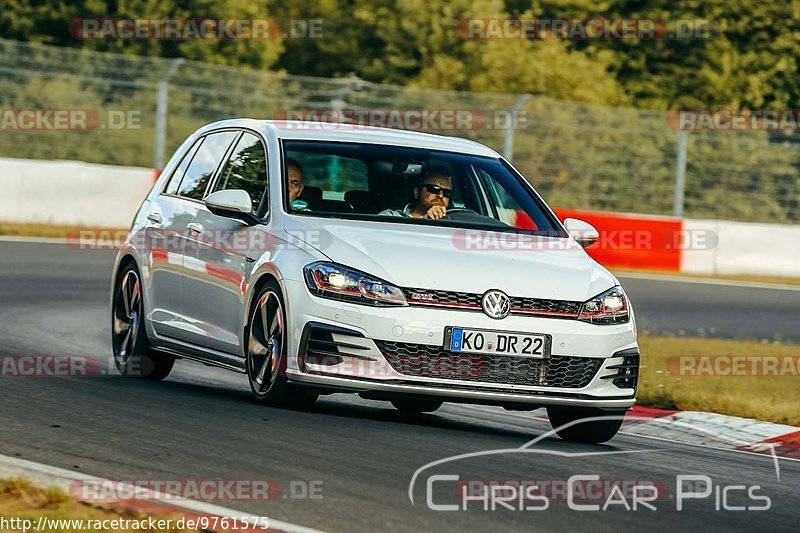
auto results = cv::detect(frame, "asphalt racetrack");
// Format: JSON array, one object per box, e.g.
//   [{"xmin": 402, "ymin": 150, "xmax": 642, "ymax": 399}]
[{"xmin": 0, "ymin": 240, "xmax": 798, "ymax": 532}]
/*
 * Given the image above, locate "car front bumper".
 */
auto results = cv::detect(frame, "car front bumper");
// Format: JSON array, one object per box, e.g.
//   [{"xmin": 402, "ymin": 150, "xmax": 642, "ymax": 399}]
[{"xmin": 281, "ymin": 278, "xmax": 638, "ymax": 409}]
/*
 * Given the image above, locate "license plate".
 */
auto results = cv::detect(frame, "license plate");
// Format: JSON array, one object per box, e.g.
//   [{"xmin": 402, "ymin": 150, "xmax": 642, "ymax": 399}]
[{"xmin": 446, "ymin": 327, "xmax": 550, "ymax": 358}]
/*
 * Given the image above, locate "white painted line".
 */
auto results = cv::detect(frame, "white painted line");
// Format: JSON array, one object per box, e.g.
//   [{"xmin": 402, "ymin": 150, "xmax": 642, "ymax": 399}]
[
  {"xmin": 617, "ymin": 272, "xmax": 800, "ymax": 291},
  {"xmin": 0, "ymin": 235, "xmax": 72, "ymax": 244},
  {"xmin": 0, "ymin": 454, "xmax": 325, "ymax": 533},
  {"xmin": 620, "ymin": 432, "xmax": 800, "ymax": 465}
]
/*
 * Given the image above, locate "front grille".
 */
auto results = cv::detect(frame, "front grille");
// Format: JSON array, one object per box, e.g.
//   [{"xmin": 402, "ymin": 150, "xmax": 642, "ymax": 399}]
[
  {"xmin": 403, "ymin": 288, "xmax": 481, "ymax": 308},
  {"xmin": 375, "ymin": 340, "xmax": 602, "ymax": 388},
  {"xmin": 509, "ymin": 296, "xmax": 581, "ymax": 317},
  {"xmin": 402, "ymin": 288, "xmax": 581, "ymax": 319}
]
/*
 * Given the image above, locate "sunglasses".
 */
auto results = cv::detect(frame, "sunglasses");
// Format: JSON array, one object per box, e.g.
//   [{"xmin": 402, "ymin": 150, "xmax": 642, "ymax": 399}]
[{"xmin": 421, "ymin": 183, "xmax": 452, "ymax": 198}]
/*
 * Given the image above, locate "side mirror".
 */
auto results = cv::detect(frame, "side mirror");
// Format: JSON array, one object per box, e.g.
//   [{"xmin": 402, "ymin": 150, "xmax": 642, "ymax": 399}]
[
  {"xmin": 205, "ymin": 189, "xmax": 261, "ymax": 225},
  {"xmin": 563, "ymin": 218, "xmax": 599, "ymax": 248}
]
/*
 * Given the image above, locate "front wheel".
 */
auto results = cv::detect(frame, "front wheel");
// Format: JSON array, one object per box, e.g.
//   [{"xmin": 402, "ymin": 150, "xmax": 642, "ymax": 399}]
[
  {"xmin": 112, "ymin": 264, "xmax": 174, "ymax": 380},
  {"xmin": 246, "ymin": 281, "xmax": 318, "ymax": 409},
  {"xmin": 546, "ymin": 407, "xmax": 626, "ymax": 444},
  {"xmin": 391, "ymin": 398, "xmax": 443, "ymax": 414}
]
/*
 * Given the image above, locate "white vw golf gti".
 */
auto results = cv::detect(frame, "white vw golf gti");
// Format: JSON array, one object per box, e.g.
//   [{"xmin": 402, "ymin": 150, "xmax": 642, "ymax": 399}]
[{"xmin": 111, "ymin": 119, "xmax": 639, "ymax": 443}]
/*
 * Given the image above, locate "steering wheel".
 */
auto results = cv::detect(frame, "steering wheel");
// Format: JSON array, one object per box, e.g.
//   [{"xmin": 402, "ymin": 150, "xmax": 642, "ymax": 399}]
[
  {"xmin": 441, "ymin": 207, "xmax": 479, "ymax": 219},
  {"xmin": 441, "ymin": 207, "xmax": 511, "ymax": 228}
]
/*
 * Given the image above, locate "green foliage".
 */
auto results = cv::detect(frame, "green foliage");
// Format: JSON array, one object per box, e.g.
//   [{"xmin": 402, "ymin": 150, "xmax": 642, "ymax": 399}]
[
  {"xmin": 0, "ymin": 0, "xmax": 283, "ymax": 69},
  {"xmin": 544, "ymin": 0, "xmax": 800, "ymax": 110},
  {"xmin": 2, "ymin": 1, "xmax": 797, "ymax": 108}
]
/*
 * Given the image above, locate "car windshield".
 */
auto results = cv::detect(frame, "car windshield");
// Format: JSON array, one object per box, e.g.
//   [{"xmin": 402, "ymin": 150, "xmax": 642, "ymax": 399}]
[{"xmin": 283, "ymin": 140, "xmax": 565, "ymax": 235}]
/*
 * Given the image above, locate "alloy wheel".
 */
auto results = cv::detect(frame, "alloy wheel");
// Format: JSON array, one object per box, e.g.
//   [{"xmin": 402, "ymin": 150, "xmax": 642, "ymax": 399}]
[
  {"xmin": 248, "ymin": 290, "xmax": 284, "ymax": 396},
  {"xmin": 113, "ymin": 269, "xmax": 141, "ymax": 366}
]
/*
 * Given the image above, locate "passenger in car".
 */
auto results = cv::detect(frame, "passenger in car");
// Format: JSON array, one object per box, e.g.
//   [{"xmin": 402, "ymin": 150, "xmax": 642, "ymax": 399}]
[
  {"xmin": 287, "ymin": 158, "xmax": 305, "ymax": 202},
  {"xmin": 379, "ymin": 168, "xmax": 452, "ymax": 220}
]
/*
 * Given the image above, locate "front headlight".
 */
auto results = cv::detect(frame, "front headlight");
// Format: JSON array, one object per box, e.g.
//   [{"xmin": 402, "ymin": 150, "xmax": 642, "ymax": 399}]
[
  {"xmin": 303, "ymin": 261, "xmax": 408, "ymax": 307},
  {"xmin": 578, "ymin": 286, "xmax": 629, "ymax": 324}
]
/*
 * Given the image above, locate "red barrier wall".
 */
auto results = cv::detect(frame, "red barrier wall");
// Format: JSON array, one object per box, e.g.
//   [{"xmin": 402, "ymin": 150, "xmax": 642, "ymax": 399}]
[{"xmin": 553, "ymin": 208, "xmax": 683, "ymax": 271}]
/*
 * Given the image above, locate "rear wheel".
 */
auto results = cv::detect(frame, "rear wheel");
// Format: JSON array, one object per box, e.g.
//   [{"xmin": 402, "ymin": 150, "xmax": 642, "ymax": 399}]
[
  {"xmin": 546, "ymin": 407, "xmax": 625, "ymax": 444},
  {"xmin": 112, "ymin": 264, "xmax": 174, "ymax": 380},
  {"xmin": 246, "ymin": 281, "xmax": 318, "ymax": 409},
  {"xmin": 391, "ymin": 398, "xmax": 443, "ymax": 414}
]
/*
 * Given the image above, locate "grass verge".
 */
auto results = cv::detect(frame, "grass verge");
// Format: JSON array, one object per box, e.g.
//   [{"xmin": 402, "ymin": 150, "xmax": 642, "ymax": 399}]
[
  {"xmin": 638, "ymin": 334, "xmax": 800, "ymax": 425},
  {"xmin": 0, "ymin": 478, "xmax": 196, "ymax": 532},
  {"xmin": 0, "ymin": 222, "xmax": 126, "ymax": 240}
]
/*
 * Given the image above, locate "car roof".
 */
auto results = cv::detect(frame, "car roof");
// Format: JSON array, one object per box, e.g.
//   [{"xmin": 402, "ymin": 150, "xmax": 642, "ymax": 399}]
[{"xmin": 197, "ymin": 118, "xmax": 501, "ymax": 158}]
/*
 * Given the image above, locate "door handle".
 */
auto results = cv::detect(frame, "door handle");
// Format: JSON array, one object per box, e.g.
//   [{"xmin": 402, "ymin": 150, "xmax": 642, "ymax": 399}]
[
  {"xmin": 187, "ymin": 222, "xmax": 204, "ymax": 235},
  {"xmin": 146, "ymin": 213, "xmax": 162, "ymax": 225}
]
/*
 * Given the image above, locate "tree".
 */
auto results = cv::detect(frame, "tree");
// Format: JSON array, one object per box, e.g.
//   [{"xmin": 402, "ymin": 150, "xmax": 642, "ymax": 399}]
[{"xmin": 0, "ymin": 0, "xmax": 283, "ymax": 70}]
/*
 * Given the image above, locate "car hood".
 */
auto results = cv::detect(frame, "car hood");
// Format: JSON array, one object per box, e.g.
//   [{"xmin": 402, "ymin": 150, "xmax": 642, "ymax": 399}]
[{"xmin": 283, "ymin": 216, "xmax": 618, "ymax": 301}]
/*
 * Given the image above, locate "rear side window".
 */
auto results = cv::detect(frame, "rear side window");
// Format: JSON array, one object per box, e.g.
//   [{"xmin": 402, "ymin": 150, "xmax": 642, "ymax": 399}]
[
  {"xmin": 177, "ymin": 131, "xmax": 238, "ymax": 200},
  {"xmin": 164, "ymin": 139, "xmax": 201, "ymax": 196},
  {"xmin": 288, "ymin": 152, "xmax": 368, "ymax": 200},
  {"xmin": 212, "ymin": 132, "xmax": 269, "ymax": 213}
]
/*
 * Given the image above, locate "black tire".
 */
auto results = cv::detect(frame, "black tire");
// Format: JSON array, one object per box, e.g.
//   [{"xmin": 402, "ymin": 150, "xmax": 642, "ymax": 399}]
[
  {"xmin": 546, "ymin": 407, "xmax": 626, "ymax": 444},
  {"xmin": 245, "ymin": 280, "xmax": 318, "ymax": 409},
  {"xmin": 112, "ymin": 264, "xmax": 174, "ymax": 380},
  {"xmin": 391, "ymin": 398, "xmax": 443, "ymax": 414}
]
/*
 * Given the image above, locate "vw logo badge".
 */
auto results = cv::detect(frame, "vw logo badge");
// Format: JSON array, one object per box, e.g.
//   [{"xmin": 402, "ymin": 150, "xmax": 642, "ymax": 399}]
[{"xmin": 481, "ymin": 289, "xmax": 511, "ymax": 319}]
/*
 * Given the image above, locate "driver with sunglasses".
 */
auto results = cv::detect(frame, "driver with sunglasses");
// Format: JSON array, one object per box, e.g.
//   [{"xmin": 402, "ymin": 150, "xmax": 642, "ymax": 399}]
[{"xmin": 380, "ymin": 168, "xmax": 453, "ymax": 220}]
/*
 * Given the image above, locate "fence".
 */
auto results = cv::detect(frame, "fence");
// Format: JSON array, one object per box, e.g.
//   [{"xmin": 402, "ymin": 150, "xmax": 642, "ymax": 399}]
[{"xmin": 0, "ymin": 38, "xmax": 797, "ymax": 224}]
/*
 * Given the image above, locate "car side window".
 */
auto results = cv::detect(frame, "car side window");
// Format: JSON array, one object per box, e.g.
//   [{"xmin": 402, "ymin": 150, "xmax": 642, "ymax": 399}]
[
  {"xmin": 177, "ymin": 131, "xmax": 238, "ymax": 201},
  {"xmin": 212, "ymin": 132, "xmax": 269, "ymax": 214},
  {"xmin": 476, "ymin": 166, "xmax": 539, "ymax": 229},
  {"xmin": 164, "ymin": 138, "xmax": 202, "ymax": 196}
]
